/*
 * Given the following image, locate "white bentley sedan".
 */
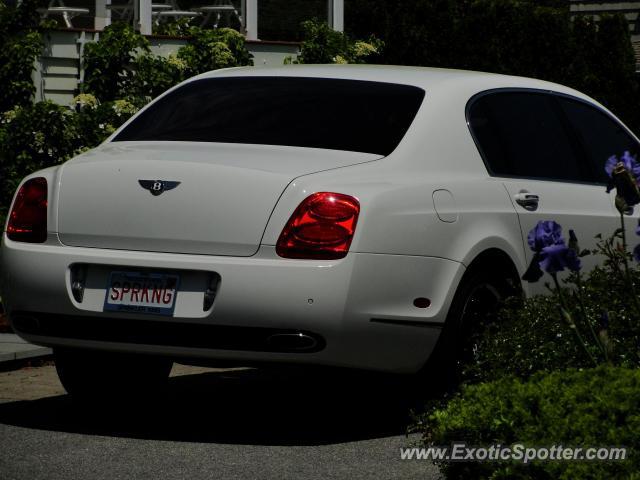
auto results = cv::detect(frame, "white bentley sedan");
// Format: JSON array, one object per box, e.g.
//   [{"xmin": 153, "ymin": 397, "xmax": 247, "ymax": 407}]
[{"xmin": 1, "ymin": 65, "xmax": 638, "ymax": 395}]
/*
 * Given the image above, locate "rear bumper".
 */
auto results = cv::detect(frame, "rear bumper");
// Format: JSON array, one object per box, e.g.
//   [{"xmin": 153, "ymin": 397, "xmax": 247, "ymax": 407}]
[{"xmin": 0, "ymin": 234, "xmax": 465, "ymax": 374}]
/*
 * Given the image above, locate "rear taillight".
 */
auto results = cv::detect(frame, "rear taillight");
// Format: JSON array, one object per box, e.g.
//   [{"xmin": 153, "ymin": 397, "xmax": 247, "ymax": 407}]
[
  {"xmin": 7, "ymin": 177, "xmax": 48, "ymax": 243},
  {"xmin": 276, "ymin": 192, "xmax": 360, "ymax": 260}
]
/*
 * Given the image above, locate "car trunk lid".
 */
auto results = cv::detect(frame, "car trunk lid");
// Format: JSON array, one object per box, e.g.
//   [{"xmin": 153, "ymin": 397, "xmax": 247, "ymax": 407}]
[{"xmin": 57, "ymin": 142, "xmax": 381, "ymax": 256}]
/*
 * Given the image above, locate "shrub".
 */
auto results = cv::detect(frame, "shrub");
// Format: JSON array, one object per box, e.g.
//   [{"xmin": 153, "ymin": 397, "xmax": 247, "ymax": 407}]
[
  {"xmin": 292, "ymin": 19, "xmax": 383, "ymax": 64},
  {"xmin": 295, "ymin": 19, "xmax": 350, "ymax": 64},
  {"xmin": 345, "ymin": 0, "xmax": 640, "ymax": 133},
  {"xmin": 462, "ymin": 294, "xmax": 586, "ymax": 382},
  {"xmin": 464, "ymin": 261, "xmax": 640, "ymax": 383},
  {"xmin": 0, "ymin": 101, "xmax": 81, "ymax": 220},
  {"xmin": 73, "ymin": 96, "xmax": 138, "ymax": 145},
  {"xmin": 127, "ymin": 54, "xmax": 186, "ymax": 107},
  {"xmin": 83, "ymin": 24, "xmax": 252, "ymax": 105},
  {"xmin": 154, "ymin": 17, "xmax": 194, "ymax": 37},
  {"xmin": 577, "ymin": 14, "xmax": 640, "ymax": 140},
  {"xmin": 0, "ymin": 98, "xmax": 137, "ymax": 226},
  {"xmin": 82, "ymin": 22, "xmax": 151, "ymax": 102},
  {"xmin": 0, "ymin": 0, "xmax": 45, "ymax": 112},
  {"xmin": 414, "ymin": 366, "xmax": 640, "ymax": 479},
  {"xmin": 177, "ymin": 27, "xmax": 253, "ymax": 76}
]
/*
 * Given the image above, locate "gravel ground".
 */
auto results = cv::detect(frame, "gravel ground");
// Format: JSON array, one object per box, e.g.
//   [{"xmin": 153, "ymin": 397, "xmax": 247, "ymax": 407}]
[{"xmin": 0, "ymin": 363, "xmax": 442, "ymax": 480}]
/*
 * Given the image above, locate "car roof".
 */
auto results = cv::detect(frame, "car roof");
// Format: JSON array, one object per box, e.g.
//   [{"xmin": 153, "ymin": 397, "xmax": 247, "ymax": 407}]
[{"xmin": 194, "ymin": 64, "xmax": 595, "ymax": 104}]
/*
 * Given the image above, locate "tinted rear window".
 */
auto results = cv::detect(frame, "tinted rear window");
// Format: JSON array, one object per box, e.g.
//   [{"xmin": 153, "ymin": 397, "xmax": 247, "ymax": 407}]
[
  {"xmin": 557, "ymin": 97, "xmax": 639, "ymax": 184},
  {"xmin": 113, "ymin": 77, "xmax": 426, "ymax": 156},
  {"xmin": 468, "ymin": 92, "xmax": 590, "ymax": 182}
]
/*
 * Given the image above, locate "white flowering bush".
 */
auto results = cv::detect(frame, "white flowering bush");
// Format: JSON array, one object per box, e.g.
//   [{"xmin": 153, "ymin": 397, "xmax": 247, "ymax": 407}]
[
  {"xmin": 288, "ymin": 19, "xmax": 383, "ymax": 65},
  {"xmin": 0, "ymin": 99, "xmax": 139, "ymax": 226},
  {"xmin": 82, "ymin": 24, "xmax": 252, "ymax": 107},
  {"xmin": 72, "ymin": 93, "xmax": 99, "ymax": 111},
  {"xmin": 0, "ymin": 101, "xmax": 79, "ymax": 223}
]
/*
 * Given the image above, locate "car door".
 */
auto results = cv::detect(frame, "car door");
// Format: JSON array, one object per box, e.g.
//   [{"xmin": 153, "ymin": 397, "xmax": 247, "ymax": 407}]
[{"xmin": 467, "ymin": 90, "xmax": 619, "ymax": 295}]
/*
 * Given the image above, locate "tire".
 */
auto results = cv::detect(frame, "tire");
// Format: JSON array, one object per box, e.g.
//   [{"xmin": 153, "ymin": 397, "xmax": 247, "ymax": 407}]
[
  {"xmin": 422, "ymin": 267, "xmax": 520, "ymax": 392},
  {"xmin": 54, "ymin": 348, "xmax": 173, "ymax": 400}
]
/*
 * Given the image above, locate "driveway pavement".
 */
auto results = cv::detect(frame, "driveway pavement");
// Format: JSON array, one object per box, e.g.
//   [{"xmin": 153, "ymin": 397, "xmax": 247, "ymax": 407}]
[
  {"xmin": 0, "ymin": 333, "xmax": 52, "ymax": 363},
  {"xmin": 0, "ymin": 363, "xmax": 442, "ymax": 479}
]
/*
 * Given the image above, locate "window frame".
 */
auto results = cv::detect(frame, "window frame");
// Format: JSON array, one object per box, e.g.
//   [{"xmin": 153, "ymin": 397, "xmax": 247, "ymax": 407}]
[{"xmin": 465, "ymin": 87, "xmax": 640, "ymax": 186}]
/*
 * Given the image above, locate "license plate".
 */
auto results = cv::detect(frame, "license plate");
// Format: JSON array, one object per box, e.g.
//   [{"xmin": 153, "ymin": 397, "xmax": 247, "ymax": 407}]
[{"xmin": 104, "ymin": 271, "xmax": 180, "ymax": 316}]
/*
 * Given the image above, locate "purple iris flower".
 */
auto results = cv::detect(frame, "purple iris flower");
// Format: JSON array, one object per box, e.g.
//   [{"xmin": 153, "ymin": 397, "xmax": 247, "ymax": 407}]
[
  {"xmin": 523, "ymin": 221, "xmax": 582, "ymax": 281},
  {"xmin": 527, "ymin": 220, "xmax": 564, "ymax": 253},
  {"xmin": 605, "ymin": 151, "xmax": 640, "ymax": 179},
  {"xmin": 605, "ymin": 152, "xmax": 640, "ymax": 209},
  {"xmin": 539, "ymin": 243, "xmax": 582, "ymax": 274}
]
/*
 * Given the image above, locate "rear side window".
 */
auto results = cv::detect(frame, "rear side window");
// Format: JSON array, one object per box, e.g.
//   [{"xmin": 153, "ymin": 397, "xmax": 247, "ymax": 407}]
[
  {"xmin": 468, "ymin": 91, "xmax": 589, "ymax": 182},
  {"xmin": 557, "ymin": 97, "xmax": 639, "ymax": 184},
  {"xmin": 113, "ymin": 77, "xmax": 425, "ymax": 156}
]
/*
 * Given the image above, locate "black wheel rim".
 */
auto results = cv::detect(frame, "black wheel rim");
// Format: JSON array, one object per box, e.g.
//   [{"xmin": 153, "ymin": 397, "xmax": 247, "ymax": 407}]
[{"xmin": 461, "ymin": 282, "xmax": 502, "ymax": 325}]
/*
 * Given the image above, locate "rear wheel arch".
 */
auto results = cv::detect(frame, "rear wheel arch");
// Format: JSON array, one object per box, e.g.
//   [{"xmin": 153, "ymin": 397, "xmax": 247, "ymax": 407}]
[
  {"xmin": 421, "ymin": 248, "xmax": 522, "ymax": 388},
  {"xmin": 443, "ymin": 247, "xmax": 523, "ymax": 338},
  {"xmin": 461, "ymin": 248, "xmax": 522, "ymax": 297}
]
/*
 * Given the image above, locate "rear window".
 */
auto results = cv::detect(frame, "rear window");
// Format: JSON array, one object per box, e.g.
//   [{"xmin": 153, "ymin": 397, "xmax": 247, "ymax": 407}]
[
  {"xmin": 468, "ymin": 91, "xmax": 590, "ymax": 182},
  {"xmin": 557, "ymin": 97, "xmax": 639, "ymax": 184},
  {"xmin": 113, "ymin": 77, "xmax": 425, "ymax": 156}
]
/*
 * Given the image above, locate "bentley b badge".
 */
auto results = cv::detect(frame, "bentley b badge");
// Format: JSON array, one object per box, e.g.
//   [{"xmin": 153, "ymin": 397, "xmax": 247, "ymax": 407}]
[{"xmin": 138, "ymin": 180, "xmax": 181, "ymax": 196}]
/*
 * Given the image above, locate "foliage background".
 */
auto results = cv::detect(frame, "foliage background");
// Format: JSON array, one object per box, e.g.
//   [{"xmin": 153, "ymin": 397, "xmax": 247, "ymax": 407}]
[
  {"xmin": 0, "ymin": 0, "xmax": 45, "ymax": 114},
  {"xmin": 415, "ymin": 365, "xmax": 640, "ymax": 479},
  {"xmin": 345, "ymin": 0, "xmax": 640, "ymax": 136}
]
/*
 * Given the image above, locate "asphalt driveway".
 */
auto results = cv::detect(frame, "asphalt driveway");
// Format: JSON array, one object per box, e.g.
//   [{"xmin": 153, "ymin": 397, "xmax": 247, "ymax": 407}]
[{"xmin": 0, "ymin": 364, "xmax": 442, "ymax": 479}]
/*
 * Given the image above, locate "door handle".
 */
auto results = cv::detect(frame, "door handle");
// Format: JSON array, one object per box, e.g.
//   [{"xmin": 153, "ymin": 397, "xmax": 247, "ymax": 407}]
[{"xmin": 514, "ymin": 192, "xmax": 540, "ymax": 210}]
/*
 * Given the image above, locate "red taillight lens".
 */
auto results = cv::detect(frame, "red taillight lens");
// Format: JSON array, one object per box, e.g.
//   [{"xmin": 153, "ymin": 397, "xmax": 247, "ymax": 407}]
[
  {"xmin": 7, "ymin": 177, "xmax": 48, "ymax": 243},
  {"xmin": 276, "ymin": 192, "xmax": 360, "ymax": 259}
]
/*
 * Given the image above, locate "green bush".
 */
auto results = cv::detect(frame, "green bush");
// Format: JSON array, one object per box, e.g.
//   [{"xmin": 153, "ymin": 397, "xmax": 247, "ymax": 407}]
[
  {"xmin": 177, "ymin": 27, "xmax": 253, "ymax": 77},
  {"xmin": 345, "ymin": 0, "xmax": 640, "ymax": 134},
  {"xmin": 153, "ymin": 17, "xmax": 195, "ymax": 37},
  {"xmin": 415, "ymin": 366, "xmax": 640, "ymax": 479},
  {"xmin": 82, "ymin": 22, "xmax": 151, "ymax": 102},
  {"xmin": 573, "ymin": 14, "xmax": 640, "ymax": 138},
  {"xmin": 0, "ymin": 0, "xmax": 45, "ymax": 112},
  {"xmin": 127, "ymin": 54, "xmax": 186, "ymax": 107},
  {"xmin": 73, "ymin": 96, "xmax": 138, "ymax": 145},
  {"xmin": 82, "ymin": 24, "xmax": 252, "ymax": 105},
  {"xmin": 0, "ymin": 101, "xmax": 81, "ymax": 220},
  {"xmin": 464, "ymin": 264, "xmax": 640, "ymax": 383},
  {"xmin": 462, "ymin": 294, "xmax": 586, "ymax": 382},
  {"xmin": 296, "ymin": 19, "xmax": 350, "ymax": 63},
  {"xmin": 292, "ymin": 19, "xmax": 383, "ymax": 64},
  {"xmin": 0, "ymin": 97, "xmax": 137, "ymax": 226}
]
